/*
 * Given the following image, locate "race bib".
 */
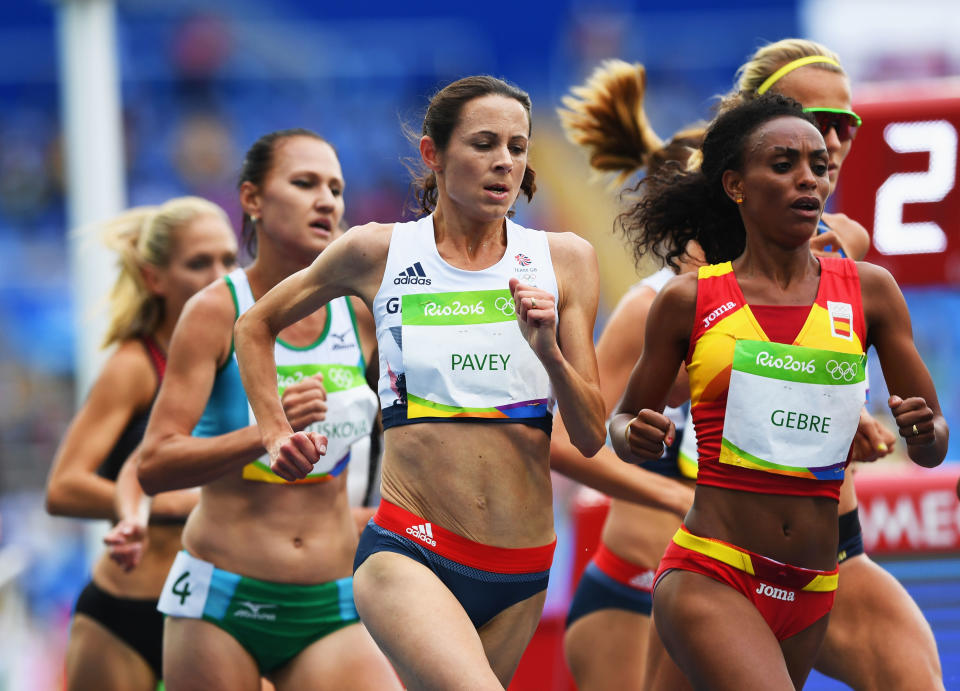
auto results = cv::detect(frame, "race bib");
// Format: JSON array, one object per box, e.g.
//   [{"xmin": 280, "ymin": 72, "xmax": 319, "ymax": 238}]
[
  {"xmin": 720, "ymin": 340, "xmax": 865, "ymax": 480},
  {"xmin": 401, "ymin": 289, "xmax": 550, "ymax": 419},
  {"xmin": 158, "ymin": 551, "xmax": 214, "ymax": 619},
  {"xmin": 243, "ymin": 363, "xmax": 378, "ymax": 483}
]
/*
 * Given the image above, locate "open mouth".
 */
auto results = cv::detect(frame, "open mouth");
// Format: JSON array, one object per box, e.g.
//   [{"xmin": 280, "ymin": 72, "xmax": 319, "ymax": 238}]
[
  {"xmin": 791, "ymin": 197, "xmax": 821, "ymax": 212},
  {"xmin": 310, "ymin": 219, "xmax": 332, "ymax": 232},
  {"xmin": 485, "ymin": 184, "xmax": 509, "ymax": 194}
]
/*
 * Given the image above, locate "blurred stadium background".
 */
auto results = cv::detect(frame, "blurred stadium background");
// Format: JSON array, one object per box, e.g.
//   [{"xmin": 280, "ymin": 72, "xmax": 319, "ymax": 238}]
[{"xmin": 1, "ymin": 1, "xmax": 958, "ymax": 689}]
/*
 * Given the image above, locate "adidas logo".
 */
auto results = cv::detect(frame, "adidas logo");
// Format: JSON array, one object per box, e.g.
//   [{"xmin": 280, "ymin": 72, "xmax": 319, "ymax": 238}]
[
  {"xmin": 405, "ymin": 522, "xmax": 437, "ymax": 547},
  {"xmin": 629, "ymin": 571, "xmax": 655, "ymax": 590},
  {"xmin": 394, "ymin": 262, "xmax": 432, "ymax": 285}
]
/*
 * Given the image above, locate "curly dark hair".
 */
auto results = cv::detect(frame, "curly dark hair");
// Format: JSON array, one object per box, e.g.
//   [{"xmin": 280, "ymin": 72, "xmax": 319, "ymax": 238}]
[{"xmin": 617, "ymin": 93, "xmax": 817, "ymax": 270}]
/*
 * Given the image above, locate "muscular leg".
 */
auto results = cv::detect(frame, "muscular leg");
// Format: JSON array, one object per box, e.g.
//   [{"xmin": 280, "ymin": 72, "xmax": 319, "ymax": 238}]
[
  {"xmin": 269, "ymin": 622, "xmax": 400, "ymax": 691},
  {"xmin": 653, "ymin": 570, "xmax": 824, "ymax": 691},
  {"xmin": 780, "ymin": 612, "xmax": 830, "ymax": 689},
  {"xmin": 643, "ymin": 614, "xmax": 692, "ymax": 691},
  {"xmin": 163, "ymin": 616, "xmax": 261, "ymax": 691},
  {"xmin": 353, "ymin": 551, "xmax": 504, "ymax": 690},
  {"xmin": 65, "ymin": 614, "xmax": 157, "ymax": 691},
  {"xmin": 477, "ymin": 589, "xmax": 547, "ymax": 686},
  {"xmin": 353, "ymin": 551, "xmax": 545, "ymax": 690},
  {"xmin": 564, "ymin": 610, "xmax": 651, "ymax": 690},
  {"xmin": 816, "ymin": 554, "xmax": 943, "ymax": 690}
]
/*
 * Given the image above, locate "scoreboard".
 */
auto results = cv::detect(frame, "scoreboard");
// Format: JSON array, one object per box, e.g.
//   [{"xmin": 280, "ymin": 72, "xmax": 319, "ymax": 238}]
[{"xmin": 836, "ymin": 79, "xmax": 960, "ymax": 285}]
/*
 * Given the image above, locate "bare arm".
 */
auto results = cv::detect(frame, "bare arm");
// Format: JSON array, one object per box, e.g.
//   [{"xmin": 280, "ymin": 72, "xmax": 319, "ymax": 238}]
[
  {"xmin": 609, "ymin": 274, "xmax": 696, "ymax": 463},
  {"xmin": 107, "ymin": 449, "xmax": 200, "ymax": 572},
  {"xmin": 117, "ymin": 450, "xmax": 199, "ymax": 523},
  {"xmin": 517, "ymin": 232, "xmax": 604, "ymax": 456},
  {"xmin": 551, "ymin": 417, "xmax": 693, "ymax": 515},
  {"xmin": 137, "ymin": 281, "xmax": 266, "ymax": 494},
  {"xmin": 550, "ymin": 283, "xmax": 693, "ymax": 514},
  {"xmin": 45, "ymin": 342, "xmax": 155, "ymax": 519},
  {"xmin": 814, "ymin": 212, "xmax": 871, "ymax": 261},
  {"xmin": 235, "ymin": 224, "xmax": 390, "ymax": 480},
  {"xmin": 860, "ymin": 263, "xmax": 948, "ymax": 467}
]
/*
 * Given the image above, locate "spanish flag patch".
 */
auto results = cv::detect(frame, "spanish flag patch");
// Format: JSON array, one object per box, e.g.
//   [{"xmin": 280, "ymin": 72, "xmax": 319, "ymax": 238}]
[{"xmin": 827, "ymin": 300, "xmax": 853, "ymax": 341}]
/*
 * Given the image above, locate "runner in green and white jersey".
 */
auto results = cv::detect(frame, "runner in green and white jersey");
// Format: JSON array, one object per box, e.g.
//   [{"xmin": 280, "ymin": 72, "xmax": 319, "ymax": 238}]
[{"xmin": 137, "ymin": 129, "xmax": 399, "ymax": 691}]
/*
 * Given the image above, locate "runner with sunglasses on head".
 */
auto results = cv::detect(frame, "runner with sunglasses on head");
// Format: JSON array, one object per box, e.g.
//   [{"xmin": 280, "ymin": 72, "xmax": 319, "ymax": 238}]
[
  {"xmin": 608, "ymin": 91, "xmax": 947, "ymax": 690},
  {"xmin": 557, "ymin": 38, "xmax": 942, "ymax": 691}
]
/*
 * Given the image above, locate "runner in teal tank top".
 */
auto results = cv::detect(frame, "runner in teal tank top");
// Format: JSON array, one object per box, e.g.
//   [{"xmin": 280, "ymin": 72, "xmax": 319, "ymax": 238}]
[{"xmin": 137, "ymin": 130, "xmax": 399, "ymax": 691}]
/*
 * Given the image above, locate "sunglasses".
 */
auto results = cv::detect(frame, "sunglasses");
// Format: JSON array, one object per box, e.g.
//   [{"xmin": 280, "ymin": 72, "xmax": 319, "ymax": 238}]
[{"xmin": 803, "ymin": 108, "xmax": 862, "ymax": 143}]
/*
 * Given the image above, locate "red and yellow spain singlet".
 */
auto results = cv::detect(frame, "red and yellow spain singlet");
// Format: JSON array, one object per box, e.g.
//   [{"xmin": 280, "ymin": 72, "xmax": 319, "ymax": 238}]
[{"xmin": 686, "ymin": 257, "xmax": 867, "ymax": 500}]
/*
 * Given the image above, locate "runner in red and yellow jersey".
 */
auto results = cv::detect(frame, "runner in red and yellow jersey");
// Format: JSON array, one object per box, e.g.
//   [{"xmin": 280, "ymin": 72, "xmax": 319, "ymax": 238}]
[{"xmin": 608, "ymin": 93, "xmax": 948, "ymax": 690}]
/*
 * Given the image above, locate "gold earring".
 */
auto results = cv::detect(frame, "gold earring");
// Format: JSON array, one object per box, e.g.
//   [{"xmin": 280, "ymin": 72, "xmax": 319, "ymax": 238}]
[{"xmin": 735, "ymin": 193, "xmax": 744, "ymax": 205}]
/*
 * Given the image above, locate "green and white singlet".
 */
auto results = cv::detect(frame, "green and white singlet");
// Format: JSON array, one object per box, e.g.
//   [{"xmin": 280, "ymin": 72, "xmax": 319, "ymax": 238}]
[{"xmin": 193, "ymin": 268, "xmax": 378, "ymax": 484}]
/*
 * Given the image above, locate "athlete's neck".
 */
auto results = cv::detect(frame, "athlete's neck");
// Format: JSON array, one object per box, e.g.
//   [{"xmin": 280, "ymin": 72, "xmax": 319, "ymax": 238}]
[
  {"xmin": 432, "ymin": 202, "xmax": 507, "ymax": 264},
  {"xmin": 244, "ymin": 244, "xmax": 312, "ymax": 300},
  {"xmin": 734, "ymin": 241, "xmax": 819, "ymax": 292}
]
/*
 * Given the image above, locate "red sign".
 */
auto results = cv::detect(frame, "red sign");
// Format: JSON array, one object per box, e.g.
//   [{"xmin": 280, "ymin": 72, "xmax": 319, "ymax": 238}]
[
  {"xmin": 836, "ymin": 79, "xmax": 960, "ymax": 285},
  {"xmin": 856, "ymin": 467, "xmax": 960, "ymax": 554}
]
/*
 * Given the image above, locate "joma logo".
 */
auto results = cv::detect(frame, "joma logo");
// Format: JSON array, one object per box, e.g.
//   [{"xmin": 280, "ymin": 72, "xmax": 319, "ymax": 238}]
[{"xmin": 755, "ymin": 584, "xmax": 796, "ymax": 602}]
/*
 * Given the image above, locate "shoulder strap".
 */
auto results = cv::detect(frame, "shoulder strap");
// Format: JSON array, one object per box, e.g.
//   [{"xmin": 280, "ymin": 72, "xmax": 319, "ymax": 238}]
[{"xmin": 141, "ymin": 334, "xmax": 167, "ymax": 381}]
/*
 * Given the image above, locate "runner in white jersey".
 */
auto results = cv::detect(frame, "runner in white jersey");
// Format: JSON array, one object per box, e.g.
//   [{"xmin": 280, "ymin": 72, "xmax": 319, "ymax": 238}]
[
  {"xmin": 137, "ymin": 129, "xmax": 399, "ymax": 691},
  {"xmin": 234, "ymin": 76, "xmax": 606, "ymax": 690}
]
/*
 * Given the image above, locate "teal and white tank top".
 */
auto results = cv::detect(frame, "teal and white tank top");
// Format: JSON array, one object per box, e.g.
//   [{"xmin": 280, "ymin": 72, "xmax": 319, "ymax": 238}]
[
  {"xmin": 372, "ymin": 214, "xmax": 559, "ymax": 434},
  {"xmin": 193, "ymin": 268, "xmax": 379, "ymax": 484}
]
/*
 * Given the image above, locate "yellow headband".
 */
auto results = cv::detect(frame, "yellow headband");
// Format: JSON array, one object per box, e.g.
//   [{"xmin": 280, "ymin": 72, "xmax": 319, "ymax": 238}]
[{"xmin": 756, "ymin": 56, "xmax": 841, "ymax": 95}]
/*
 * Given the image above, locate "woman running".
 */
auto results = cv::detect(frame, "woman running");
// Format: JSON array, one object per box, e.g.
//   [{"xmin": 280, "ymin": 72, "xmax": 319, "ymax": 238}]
[
  {"xmin": 233, "ymin": 76, "xmax": 605, "ymax": 689},
  {"xmin": 733, "ymin": 40, "xmax": 942, "ymax": 689},
  {"xmin": 136, "ymin": 129, "xmax": 399, "ymax": 691},
  {"xmin": 554, "ymin": 68, "xmax": 703, "ymax": 686},
  {"xmin": 45, "ymin": 197, "xmax": 238, "ymax": 690},
  {"xmin": 608, "ymin": 92, "xmax": 947, "ymax": 690},
  {"xmin": 558, "ymin": 40, "xmax": 938, "ymax": 690}
]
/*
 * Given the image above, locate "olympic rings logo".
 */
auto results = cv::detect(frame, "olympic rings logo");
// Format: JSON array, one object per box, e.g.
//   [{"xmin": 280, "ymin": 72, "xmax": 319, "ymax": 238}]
[
  {"xmin": 326, "ymin": 366, "xmax": 355, "ymax": 389},
  {"xmin": 825, "ymin": 360, "xmax": 858, "ymax": 382},
  {"xmin": 494, "ymin": 296, "xmax": 516, "ymax": 316}
]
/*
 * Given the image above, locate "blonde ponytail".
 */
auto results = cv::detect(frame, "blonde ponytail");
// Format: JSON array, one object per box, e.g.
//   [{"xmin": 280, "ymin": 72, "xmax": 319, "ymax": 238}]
[{"xmin": 100, "ymin": 196, "xmax": 230, "ymax": 348}]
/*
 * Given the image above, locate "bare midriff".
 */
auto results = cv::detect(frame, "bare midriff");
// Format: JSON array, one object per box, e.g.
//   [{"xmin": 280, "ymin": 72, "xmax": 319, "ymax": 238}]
[{"xmin": 380, "ymin": 421, "xmax": 555, "ymax": 549}]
